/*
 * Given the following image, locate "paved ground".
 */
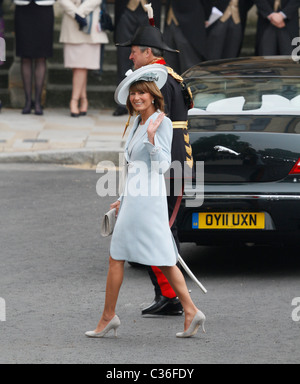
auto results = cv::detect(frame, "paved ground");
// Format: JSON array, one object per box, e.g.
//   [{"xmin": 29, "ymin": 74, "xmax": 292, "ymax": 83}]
[
  {"xmin": 1, "ymin": 164, "xmax": 300, "ymax": 365},
  {"xmin": 1, "ymin": 109, "xmax": 300, "ymax": 366},
  {"xmin": 0, "ymin": 108, "xmax": 129, "ymax": 165}
]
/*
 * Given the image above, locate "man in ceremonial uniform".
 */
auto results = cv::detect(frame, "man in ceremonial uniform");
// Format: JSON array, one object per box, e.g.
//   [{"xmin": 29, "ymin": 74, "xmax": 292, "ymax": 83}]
[
  {"xmin": 254, "ymin": 0, "xmax": 300, "ymax": 55},
  {"xmin": 207, "ymin": 0, "xmax": 254, "ymax": 60},
  {"xmin": 113, "ymin": 0, "xmax": 162, "ymax": 116},
  {"xmin": 163, "ymin": 0, "xmax": 212, "ymax": 74},
  {"xmin": 117, "ymin": 19, "xmax": 194, "ymax": 316}
]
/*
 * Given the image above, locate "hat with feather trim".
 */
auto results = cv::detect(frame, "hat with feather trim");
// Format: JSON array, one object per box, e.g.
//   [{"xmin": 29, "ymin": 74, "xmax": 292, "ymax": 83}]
[{"xmin": 114, "ymin": 64, "xmax": 168, "ymax": 106}]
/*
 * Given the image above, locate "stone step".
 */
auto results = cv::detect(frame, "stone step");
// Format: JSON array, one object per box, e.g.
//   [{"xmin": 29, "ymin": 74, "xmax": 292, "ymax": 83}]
[
  {"xmin": 0, "ymin": 89, "xmax": 10, "ymax": 106},
  {"xmin": 0, "ymin": 52, "xmax": 14, "ymax": 70},
  {"xmin": 47, "ymin": 63, "xmax": 117, "ymax": 86},
  {"xmin": 0, "ymin": 70, "xmax": 9, "ymax": 88},
  {"xmin": 45, "ymin": 84, "xmax": 116, "ymax": 109},
  {"xmin": 2, "ymin": 32, "xmax": 15, "ymax": 52},
  {"xmin": 1, "ymin": 10, "xmax": 14, "ymax": 32}
]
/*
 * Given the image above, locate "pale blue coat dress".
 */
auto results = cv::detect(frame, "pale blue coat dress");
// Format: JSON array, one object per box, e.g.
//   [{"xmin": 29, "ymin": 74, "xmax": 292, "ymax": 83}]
[{"xmin": 110, "ymin": 111, "xmax": 178, "ymax": 267}]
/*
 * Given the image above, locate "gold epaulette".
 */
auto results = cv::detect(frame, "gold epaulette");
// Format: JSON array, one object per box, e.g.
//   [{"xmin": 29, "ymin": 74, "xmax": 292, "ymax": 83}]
[
  {"xmin": 172, "ymin": 121, "xmax": 188, "ymax": 129},
  {"xmin": 165, "ymin": 65, "xmax": 194, "ymax": 109},
  {"xmin": 166, "ymin": 66, "xmax": 184, "ymax": 83}
]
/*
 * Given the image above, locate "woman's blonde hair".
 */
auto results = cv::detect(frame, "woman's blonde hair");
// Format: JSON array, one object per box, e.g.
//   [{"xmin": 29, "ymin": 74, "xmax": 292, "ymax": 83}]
[{"xmin": 126, "ymin": 81, "xmax": 165, "ymax": 116}]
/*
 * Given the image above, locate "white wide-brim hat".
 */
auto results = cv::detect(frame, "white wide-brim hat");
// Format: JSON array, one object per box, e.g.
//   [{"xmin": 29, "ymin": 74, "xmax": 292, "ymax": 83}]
[{"xmin": 114, "ymin": 64, "xmax": 168, "ymax": 106}]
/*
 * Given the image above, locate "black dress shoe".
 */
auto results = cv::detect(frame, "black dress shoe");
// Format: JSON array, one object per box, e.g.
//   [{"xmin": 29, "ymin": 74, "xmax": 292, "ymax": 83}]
[
  {"xmin": 113, "ymin": 106, "xmax": 128, "ymax": 116},
  {"xmin": 157, "ymin": 297, "xmax": 184, "ymax": 316},
  {"xmin": 22, "ymin": 106, "xmax": 32, "ymax": 115},
  {"xmin": 142, "ymin": 296, "xmax": 183, "ymax": 316},
  {"xmin": 22, "ymin": 100, "xmax": 34, "ymax": 115},
  {"xmin": 34, "ymin": 105, "xmax": 44, "ymax": 116}
]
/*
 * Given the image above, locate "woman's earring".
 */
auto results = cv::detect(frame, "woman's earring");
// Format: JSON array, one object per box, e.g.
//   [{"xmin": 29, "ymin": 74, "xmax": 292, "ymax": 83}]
[{"xmin": 152, "ymin": 100, "xmax": 155, "ymax": 104}]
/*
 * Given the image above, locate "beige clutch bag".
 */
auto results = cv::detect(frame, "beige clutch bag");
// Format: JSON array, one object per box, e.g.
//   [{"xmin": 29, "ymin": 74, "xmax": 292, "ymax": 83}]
[{"xmin": 101, "ymin": 208, "xmax": 116, "ymax": 237}]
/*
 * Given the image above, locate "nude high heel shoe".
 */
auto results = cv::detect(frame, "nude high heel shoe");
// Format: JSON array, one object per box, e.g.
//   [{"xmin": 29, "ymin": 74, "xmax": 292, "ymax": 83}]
[
  {"xmin": 85, "ymin": 315, "xmax": 121, "ymax": 338},
  {"xmin": 176, "ymin": 311, "xmax": 206, "ymax": 338}
]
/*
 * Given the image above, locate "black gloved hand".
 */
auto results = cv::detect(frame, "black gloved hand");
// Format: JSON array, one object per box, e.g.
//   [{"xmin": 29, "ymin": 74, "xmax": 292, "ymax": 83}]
[{"xmin": 75, "ymin": 13, "xmax": 87, "ymax": 30}]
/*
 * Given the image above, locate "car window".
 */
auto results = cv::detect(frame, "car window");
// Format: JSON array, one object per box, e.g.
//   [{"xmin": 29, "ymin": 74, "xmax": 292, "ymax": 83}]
[{"xmin": 188, "ymin": 78, "xmax": 300, "ymax": 114}]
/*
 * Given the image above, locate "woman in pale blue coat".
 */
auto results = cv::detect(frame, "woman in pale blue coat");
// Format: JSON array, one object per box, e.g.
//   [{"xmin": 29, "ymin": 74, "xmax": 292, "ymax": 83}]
[
  {"xmin": 111, "ymin": 109, "xmax": 178, "ymax": 266},
  {"xmin": 86, "ymin": 65, "xmax": 206, "ymax": 339}
]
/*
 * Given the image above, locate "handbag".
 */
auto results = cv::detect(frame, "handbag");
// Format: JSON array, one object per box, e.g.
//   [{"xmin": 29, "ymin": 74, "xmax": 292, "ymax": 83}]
[
  {"xmin": 101, "ymin": 208, "xmax": 116, "ymax": 237},
  {"xmin": 79, "ymin": 0, "xmax": 93, "ymax": 35},
  {"xmin": 81, "ymin": 13, "xmax": 93, "ymax": 34}
]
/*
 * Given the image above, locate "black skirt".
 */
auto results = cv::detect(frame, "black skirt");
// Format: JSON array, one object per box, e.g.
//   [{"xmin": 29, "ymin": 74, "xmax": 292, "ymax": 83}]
[{"xmin": 15, "ymin": 2, "xmax": 54, "ymax": 58}]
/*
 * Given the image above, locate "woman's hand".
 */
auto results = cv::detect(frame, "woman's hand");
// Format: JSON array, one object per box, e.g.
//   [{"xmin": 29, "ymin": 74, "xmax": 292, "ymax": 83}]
[
  {"xmin": 110, "ymin": 200, "xmax": 121, "ymax": 217},
  {"xmin": 147, "ymin": 112, "xmax": 165, "ymax": 145}
]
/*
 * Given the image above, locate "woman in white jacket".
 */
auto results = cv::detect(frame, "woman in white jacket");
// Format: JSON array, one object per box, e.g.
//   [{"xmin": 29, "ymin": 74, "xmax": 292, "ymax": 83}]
[{"xmin": 59, "ymin": 0, "xmax": 109, "ymax": 116}]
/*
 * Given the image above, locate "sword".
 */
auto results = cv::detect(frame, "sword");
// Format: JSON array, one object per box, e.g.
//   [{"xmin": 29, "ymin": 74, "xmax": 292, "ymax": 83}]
[
  {"xmin": 170, "ymin": 188, "xmax": 207, "ymax": 294},
  {"xmin": 178, "ymin": 254, "xmax": 207, "ymax": 294}
]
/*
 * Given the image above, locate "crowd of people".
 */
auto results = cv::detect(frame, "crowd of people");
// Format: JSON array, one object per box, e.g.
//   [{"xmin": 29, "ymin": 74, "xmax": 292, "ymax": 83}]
[
  {"xmin": 112, "ymin": 0, "xmax": 300, "ymax": 116},
  {"xmin": 1, "ymin": 0, "xmax": 300, "ymax": 116}
]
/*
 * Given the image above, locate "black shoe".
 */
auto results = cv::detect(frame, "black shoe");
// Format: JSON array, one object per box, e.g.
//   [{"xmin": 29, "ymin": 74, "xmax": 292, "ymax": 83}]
[
  {"xmin": 22, "ymin": 106, "xmax": 32, "ymax": 115},
  {"xmin": 157, "ymin": 297, "xmax": 184, "ymax": 316},
  {"xmin": 34, "ymin": 105, "xmax": 44, "ymax": 116},
  {"xmin": 22, "ymin": 100, "xmax": 34, "ymax": 115},
  {"xmin": 142, "ymin": 296, "xmax": 183, "ymax": 316},
  {"xmin": 113, "ymin": 106, "xmax": 128, "ymax": 116}
]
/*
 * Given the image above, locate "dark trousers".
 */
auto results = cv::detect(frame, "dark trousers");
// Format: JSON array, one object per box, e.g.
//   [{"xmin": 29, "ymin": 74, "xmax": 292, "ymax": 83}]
[
  {"xmin": 207, "ymin": 18, "xmax": 243, "ymax": 60},
  {"xmin": 258, "ymin": 24, "xmax": 293, "ymax": 56},
  {"xmin": 163, "ymin": 22, "xmax": 205, "ymax": 75}
]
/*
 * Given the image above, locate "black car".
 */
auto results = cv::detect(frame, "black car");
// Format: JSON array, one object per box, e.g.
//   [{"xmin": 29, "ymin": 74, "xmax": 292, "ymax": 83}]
[{"xmin": 177, "ymin": 57, "xmax": 300, "ymax": 247}]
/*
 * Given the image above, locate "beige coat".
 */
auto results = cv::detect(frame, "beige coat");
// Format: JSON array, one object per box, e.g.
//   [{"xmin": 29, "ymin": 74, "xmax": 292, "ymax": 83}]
[{"xmin": 59, "ymin": 0, "xmax": 109, "ymax": 44}]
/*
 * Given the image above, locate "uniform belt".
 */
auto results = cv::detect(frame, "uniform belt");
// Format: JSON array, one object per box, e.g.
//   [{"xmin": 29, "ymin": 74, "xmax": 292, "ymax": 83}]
[{"xmin": 172, "ymin": 121, "xmax": 188, "ymax": 129}]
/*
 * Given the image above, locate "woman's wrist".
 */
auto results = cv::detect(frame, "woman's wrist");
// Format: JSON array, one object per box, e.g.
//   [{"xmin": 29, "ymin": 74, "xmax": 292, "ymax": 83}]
[{"xmin": 148, "ymin": 134, "xmax": 155, "ymax": 145}]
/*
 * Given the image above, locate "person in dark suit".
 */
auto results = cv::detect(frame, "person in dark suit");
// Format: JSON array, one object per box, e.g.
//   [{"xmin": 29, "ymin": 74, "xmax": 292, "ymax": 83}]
[
  {"xmin": 14, "ymin": 0, "xmax": 55, "ymax": 115},
  {"xmin": 163, "ymin": 0, "xmax": 212, "ymax": 74},
  {"xmin": 207, "ymin": 0, "xmax": 255, "ymax": 60},
  {"xmin": 113, "ymin": 0, "xmax": 162, "ymax": 116},
  {"xmin": 254, "ymin": 0, "xmax": 300, "ymax": 55}
]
